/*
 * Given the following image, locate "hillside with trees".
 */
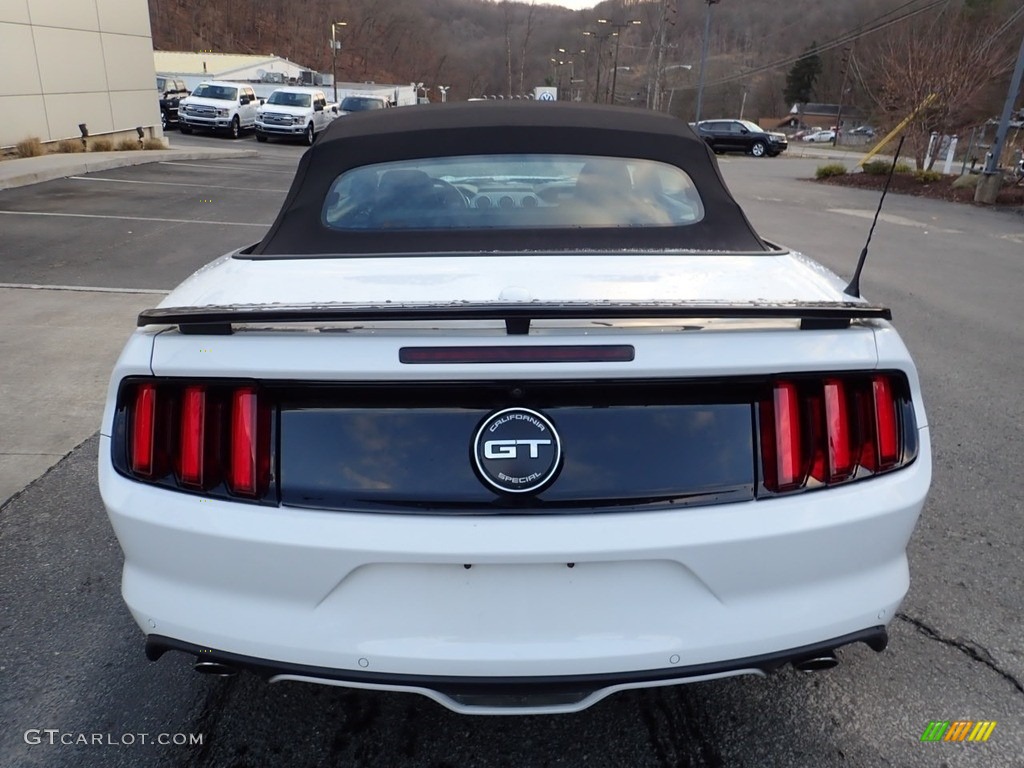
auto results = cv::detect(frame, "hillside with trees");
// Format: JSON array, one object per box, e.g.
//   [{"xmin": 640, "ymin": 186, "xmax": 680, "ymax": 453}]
[{"xmin": 149, "ymin": 0, "xmax": 1024, "ymax": 164}]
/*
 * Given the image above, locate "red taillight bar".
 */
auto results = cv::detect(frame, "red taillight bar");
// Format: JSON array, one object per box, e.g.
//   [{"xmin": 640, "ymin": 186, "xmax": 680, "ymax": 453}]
[
  {"xmin": 872, "ymin": 375, "xmax": 900, "ymax": 468},
  {"xmin": 229, "ymin": 387, "xmax": 269, "ymax": 498},
  {"xmin": 760, "ymin": 381, "xmax": 804, "ymax": 492},
  {"xmin": 178, "ymin": 386, "xmax": 206, "ymax": 488},
  {"xmin": 130, "ymin": 383, "xmax": 157, "ymax": 477},
  {"xmin": 824, "ymin": 378, "xmax": 854, "ymax": 481}
]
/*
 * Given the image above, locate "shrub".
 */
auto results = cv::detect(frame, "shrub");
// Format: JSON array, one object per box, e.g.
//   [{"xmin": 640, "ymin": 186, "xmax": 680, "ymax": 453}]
[
  {"xmin": 894, "ymin": 162, "xmax": 913, "ymax": 174},
  {"xmin": 90, "ymin": 138, "xmax": 114, "ymax": 152},
  {"xmin": 914, "ymin": 169, "xmax": 943, "ymax": 184},
  {"xmin": 142, "ymin": 138, "xmax": 166, "ymax": 150},
  {"xmin": 15, "ymin": 137, "xmax": 44, "ymax": 158},
  {"xmin": 815, "ymin": 163, "xmax": 847, "ymax": 179},
  {"xmin": 116, "ymin": 137, "xmax": 141, "ymax": 151},
  {"xmin": 861, "ymin": 159, "xmax": 892, "ymax": 176},
  {"xmin": 56, "ymin": 138, "xmax": 84, "ymax": 154}
]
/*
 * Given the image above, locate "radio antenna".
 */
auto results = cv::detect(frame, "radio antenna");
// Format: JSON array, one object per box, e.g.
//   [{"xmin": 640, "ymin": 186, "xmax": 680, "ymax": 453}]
[{"xmin": 844, "ymin": 135, "xmax": 906, "ymax": 298}]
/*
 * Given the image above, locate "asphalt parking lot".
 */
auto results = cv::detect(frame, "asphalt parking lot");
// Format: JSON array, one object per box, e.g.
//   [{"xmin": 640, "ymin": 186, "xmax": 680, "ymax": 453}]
[{"xmin": 0, "ymin": 132, "xmax": 1022, "ymax": 768}]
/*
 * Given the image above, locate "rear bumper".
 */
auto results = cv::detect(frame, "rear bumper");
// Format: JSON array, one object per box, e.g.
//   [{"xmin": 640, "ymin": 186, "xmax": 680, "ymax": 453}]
[
  {"xmin": 146, "ymin": 626, "xmax": 887, "ymax": 714},
  {"xmin": 100, "ymin": 426, "xmax": 930, "ymax": 711}
]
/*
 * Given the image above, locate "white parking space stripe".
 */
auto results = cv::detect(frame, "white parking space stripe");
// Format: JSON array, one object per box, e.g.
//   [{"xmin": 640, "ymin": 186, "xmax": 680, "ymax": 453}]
[
  {"xmin": 0, "ymin": 210, "xmax": 267, "ymax": 227},
  {"xmin": 159, "ymin": 161, "xmax": 296, "ymax": 174},
  {"xmin": 0, "ymin": 282, "xmax": 167, "ymax": 294},
  {"xmin": 68, "ymin": 176, "xmax": 289, "ymax": 193},
  {"xmin": 827, "ymin": 208, "xmax": 963, "ymax": 234}
]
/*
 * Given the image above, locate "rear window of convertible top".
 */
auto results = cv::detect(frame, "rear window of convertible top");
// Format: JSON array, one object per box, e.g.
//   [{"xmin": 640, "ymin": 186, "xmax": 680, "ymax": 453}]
[{"xmin": 321, "ymin": 154, "xmax": 705, "ymax": 231}]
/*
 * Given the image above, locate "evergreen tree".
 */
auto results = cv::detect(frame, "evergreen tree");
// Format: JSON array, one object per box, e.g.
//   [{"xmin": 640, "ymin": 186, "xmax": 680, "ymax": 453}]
[{"xmin": 784, "ymin": 43, "xmax": 823, "ymax": 106}]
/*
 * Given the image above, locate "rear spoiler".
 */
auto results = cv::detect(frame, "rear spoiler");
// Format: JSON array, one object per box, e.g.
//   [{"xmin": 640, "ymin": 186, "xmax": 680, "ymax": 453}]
[{"xmin": 138, "ymin": 301, "xmax": 891, "ymax": 336}]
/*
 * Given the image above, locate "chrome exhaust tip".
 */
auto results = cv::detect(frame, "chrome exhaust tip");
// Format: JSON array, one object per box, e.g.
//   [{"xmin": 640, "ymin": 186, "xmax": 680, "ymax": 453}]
[
  {"xmin": 793, "ymin": 653, "xmax": 838, "ymax": 672},
  {"xmin": 194, "ymin": 660, "xmax": 237, "ymax": 677}
]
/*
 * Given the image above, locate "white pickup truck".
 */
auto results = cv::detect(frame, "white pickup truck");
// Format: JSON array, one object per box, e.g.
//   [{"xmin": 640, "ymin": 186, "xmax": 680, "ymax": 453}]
[
  {"xmin": 255, "ymin": 87, "xmax": 339, "ymax": 145},
  {"xmin": 178, "ymin": 81, "xmax": 259, "ymax": 139}
]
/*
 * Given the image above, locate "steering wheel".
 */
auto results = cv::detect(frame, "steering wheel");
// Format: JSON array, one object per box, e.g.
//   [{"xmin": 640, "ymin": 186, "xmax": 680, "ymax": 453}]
[{"xmin": 432, "ymin": 178, "xmax": 469, "ymax": 209}]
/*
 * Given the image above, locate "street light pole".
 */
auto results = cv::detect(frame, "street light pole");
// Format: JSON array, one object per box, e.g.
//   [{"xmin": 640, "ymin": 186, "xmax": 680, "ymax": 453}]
[
  {"xmin": 331, "ymin": 21, "xmax": 347, "ymax": 103},
  {"xmin": 694, "ymin": 0, "xmax": 720, "ymax": 123},
  {"xmin": 608, "ymin": 19, "xmax": 641, "ymax": 106}
]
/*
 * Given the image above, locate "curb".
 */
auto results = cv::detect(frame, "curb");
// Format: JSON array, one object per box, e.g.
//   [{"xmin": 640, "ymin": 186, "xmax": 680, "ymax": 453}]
[{"xmin": 0, "ymin": 148, "xmax": 260, "ymax": 191}]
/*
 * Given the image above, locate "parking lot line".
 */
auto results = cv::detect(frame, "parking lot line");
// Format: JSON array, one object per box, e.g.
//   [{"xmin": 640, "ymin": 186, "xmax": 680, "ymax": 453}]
[
  {"xmin": 160, "ymin": 161, "xmax": 296, "ymax": 174},
  {"xmin": 68, "ymin": 176, "xmax": 289, "ymax": 193},
  {"xmin": 0, "ymin": 282, "xmax": 167, "ymax": 295},
  {"xmin": 0, "ymin": 210, "xmax": 266, "ymax": 227}
]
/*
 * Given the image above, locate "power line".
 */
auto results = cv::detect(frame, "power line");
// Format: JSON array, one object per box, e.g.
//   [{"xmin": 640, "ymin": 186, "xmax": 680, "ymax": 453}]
[{"xmin": 685, "ymin": 0, "xmax": 949, "ymax": 91}]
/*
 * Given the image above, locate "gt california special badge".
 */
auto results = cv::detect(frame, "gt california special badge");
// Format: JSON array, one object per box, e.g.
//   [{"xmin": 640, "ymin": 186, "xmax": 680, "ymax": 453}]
[{"xmin": 473, "ymin": 408, "xmax": 562, "ymax": 494}]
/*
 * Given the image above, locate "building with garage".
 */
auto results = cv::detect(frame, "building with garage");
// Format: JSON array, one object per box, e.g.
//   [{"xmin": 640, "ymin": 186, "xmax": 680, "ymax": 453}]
[
  {"xmin": 0, "ymin": 0, "xmax": 161, "ymax": 149},
  {"xmin": 153, "ymin": 51, "xmax": 313, "ymax": 94}
]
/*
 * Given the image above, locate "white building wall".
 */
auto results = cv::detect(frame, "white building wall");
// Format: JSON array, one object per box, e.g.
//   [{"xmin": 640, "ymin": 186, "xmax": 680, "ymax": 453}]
[{"xmin": 0, "ymin": 0, "xmax": 160, "ymax": 147}]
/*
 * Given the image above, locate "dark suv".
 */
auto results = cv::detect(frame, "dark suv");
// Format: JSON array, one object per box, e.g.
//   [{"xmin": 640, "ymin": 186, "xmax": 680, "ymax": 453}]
[
  {"xmin": 693, "ymin": 119, "xmax": 788, "ymax": 158},
  {"xmin": 157, "ymin": 77, "xmax": 189, "ymax": 131}
]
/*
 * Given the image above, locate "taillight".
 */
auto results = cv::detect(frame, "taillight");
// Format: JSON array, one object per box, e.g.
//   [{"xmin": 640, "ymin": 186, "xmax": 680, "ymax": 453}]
[
  {"xmin": 130, "ymin": 383, "xmax": 157, "ymax": 477},
  {"xmin": 759, "ymin": 373, "xmax": 911, "ymax": 494},
  {"xmin": 178, "ymin": 386, "xmax": 206, "ymax": 488},
  {"xmin": 759, "ymin": 381, "xmax": 804, "ymax": 492},
  {"xmin": 228, "ymin": 387, "xmax": 271, "ymax": 498},
  {"xmin": 121, "ymin": 380, "xmax": 272, "ymax": 501},
  {"xmin": 872, "ymin": 375, "xmax": 900, "ymax": 468}
]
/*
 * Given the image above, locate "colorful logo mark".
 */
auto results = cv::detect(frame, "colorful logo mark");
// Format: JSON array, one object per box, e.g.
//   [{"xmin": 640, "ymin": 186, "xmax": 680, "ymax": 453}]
[{"xmin": 920, "ymin": 721, "xmax": 996, "ymax": 742}]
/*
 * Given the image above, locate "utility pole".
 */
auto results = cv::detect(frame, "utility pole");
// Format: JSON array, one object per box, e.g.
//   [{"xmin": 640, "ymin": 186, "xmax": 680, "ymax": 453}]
[
  {"xmin": 584, "ymin": 28, "xmax": 615, "ymax": 104},
  {"xmin": 833, "ymin": 46, "xmax": 851, "ymax": 147},
  {"xmin": 694, "ymin": 0, "xmax": 720, "ymax": 123},
  {"xmin": 976, "ymin": 31, "xmax": 1024, "ymax": 204}
]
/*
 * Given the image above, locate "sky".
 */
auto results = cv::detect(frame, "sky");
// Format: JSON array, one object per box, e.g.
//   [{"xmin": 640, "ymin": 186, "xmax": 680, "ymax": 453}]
[{"xmin": 547, "ymin": 1, "xmax": 600, "ymax": 9}]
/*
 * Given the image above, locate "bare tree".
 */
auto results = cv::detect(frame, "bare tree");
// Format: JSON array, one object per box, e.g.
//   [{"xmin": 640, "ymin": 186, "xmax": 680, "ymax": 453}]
[
  {"xmin": 518, "ymin": 1, "xmax": 536, "ymax": 95},
  {"xmin": 864, "ymin": 4, "xmax": 1022, "ymax": 167}
]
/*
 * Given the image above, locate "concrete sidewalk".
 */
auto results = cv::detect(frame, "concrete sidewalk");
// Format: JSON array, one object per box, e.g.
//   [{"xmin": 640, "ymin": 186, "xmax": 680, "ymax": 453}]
[
  {"xmin": 0, "ymin": 146, "xmax": 258, "ymax": 190},
  {"xmin": 0, "ymin": 145, "xmax": 254, "ymax": 505}
]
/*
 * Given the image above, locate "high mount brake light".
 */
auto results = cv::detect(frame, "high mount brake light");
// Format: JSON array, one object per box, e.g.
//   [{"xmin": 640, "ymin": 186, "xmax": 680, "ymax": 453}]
[
  {"xmin": 760, "ymin": 373, "xmax": 911, "ymax": 494},
  {"xmin": 123, "ymin": 381, "xmax": 271, "ymax": 500}
]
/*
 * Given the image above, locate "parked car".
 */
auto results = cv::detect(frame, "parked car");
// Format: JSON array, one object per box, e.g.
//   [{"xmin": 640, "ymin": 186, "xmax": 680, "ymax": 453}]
[
  {"xmin": 255, "ymin": 87, "xmax": 339, "ymax": 145},
  {"xmin": 178, "ymin": 81, "xmax": 259, "ymax": 139},
  {"xmin": 850, "ymin": 125, "xmax": 877, "ymax": 138},
  {"xmin": 339, "ymin": 94, "xmax": 393, "ymax": 113},
  {"xmin": 802, "ymin": 129, "xmax": 837, "ymax": 143},
  {"xmin": 694, "ymin": 119, "xmax": 788, "ymax": 157},
  {"xmin": 156, "ymin": 76, "xmax": 188, "ymax": 131},
  {"xmin": 100, "ymin": 102, "xmax": 930, "ymax": 716}
]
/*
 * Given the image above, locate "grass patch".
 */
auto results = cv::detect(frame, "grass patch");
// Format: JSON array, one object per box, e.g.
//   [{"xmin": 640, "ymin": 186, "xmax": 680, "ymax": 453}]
[
  {"xmin": 90, "ymin": 138, "xmax": 114, "ymax": 152},
  {"xmin": 142, "ymin": 138, "xmax": 166, "ymax": 150},
  {"xmin": 15, "ymin": 137, "xmax": 44, "ymax": 158},
  {"xmin": 56, "ymin": 138, "xmax": 84, "ymax": 154},
  {"xmin": 815, "ymin": 163, "xmax": 847, "ymax": 179},
  {"xmin": 116, "ymin": 138, "xmax": 141, "ymax": 151}
]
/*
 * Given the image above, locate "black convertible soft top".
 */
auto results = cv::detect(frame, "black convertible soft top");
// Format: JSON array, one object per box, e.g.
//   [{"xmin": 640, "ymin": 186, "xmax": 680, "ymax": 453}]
[{"xmin": 249, "ymin": 101, "xmax": 770, "ymax": 256}]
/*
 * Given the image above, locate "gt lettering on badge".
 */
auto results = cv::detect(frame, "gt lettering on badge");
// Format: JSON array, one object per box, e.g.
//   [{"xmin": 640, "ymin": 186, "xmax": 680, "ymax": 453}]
[{"xmin": 483, "ymin": 439, "xmax": 552, "ymax": 459}]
